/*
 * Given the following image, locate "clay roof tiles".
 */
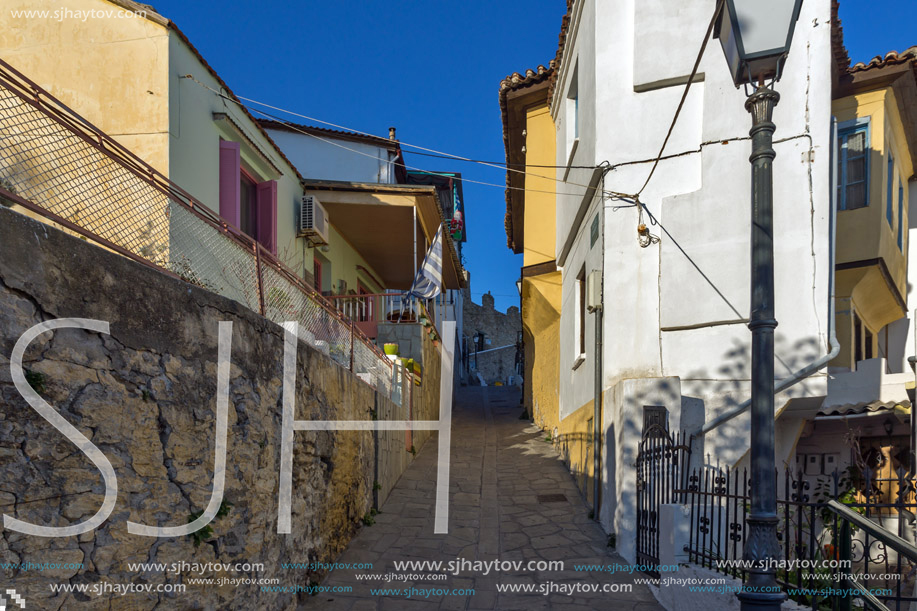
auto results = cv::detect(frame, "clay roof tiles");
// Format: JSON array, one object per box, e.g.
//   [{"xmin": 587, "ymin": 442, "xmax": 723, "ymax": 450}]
[
  {"xmin": 849, "ymin": 47, "xmax": 917, "ymax": 74},
  {"xmin": 832, "ymin": 0, "xmax": 917, "ymax": 78}
]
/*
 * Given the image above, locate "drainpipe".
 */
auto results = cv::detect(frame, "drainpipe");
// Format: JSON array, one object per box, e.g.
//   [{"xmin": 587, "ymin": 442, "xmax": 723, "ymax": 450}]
[
  {"xmin": 693, "ymin": 118, "xmax": 840, "ymax": 438},
  {"xmin": 593, "ymin": 297, "xmax": 603, "ymax": 517},
  {"xmin": 593, "ymin": 203, "xmax": 605, "ymax": 519}
]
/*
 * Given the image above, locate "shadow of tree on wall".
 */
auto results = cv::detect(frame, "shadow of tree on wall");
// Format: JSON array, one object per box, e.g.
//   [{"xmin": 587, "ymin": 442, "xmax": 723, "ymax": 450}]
[
  {"xmin": 599, "ymin": 332, "xmax": 827, "ymax": 554},
  {"xmin": 678, "ymin": 333, "xmax": 825, "ymax": 462}
]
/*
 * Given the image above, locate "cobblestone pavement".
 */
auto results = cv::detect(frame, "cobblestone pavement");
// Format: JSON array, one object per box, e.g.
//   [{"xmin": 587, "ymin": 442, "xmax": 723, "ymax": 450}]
[{"xmin": 302, "ymin": 387, "xmax": 663, "ymax": 610}]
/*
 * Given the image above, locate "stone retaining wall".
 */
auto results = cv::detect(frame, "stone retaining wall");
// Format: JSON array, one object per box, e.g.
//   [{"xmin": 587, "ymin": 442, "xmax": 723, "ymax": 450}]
[{"xmin": 0, "ymin": 206, "xmax": 435, "ymax": 610}]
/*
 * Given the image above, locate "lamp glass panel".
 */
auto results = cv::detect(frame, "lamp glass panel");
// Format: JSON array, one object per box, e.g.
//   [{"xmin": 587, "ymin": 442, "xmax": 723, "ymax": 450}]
[{"xmin": 731, "ymin": 0, "xmax": 796, "ymax": 55}]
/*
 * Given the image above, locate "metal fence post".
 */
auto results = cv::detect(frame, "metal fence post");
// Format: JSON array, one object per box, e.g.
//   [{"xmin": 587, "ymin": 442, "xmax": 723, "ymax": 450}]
[
  {"xmin": 253, "ymin": 243, "xmax": 266, "ymax": 316},
  {"xmin": 838, "ymin": 519, "xmax": 852, "ymax": 611}
]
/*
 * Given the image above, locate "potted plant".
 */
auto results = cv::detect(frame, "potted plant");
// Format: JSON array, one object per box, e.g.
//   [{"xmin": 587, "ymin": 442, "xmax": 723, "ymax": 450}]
[{"xmin": 383, "ymin": 343, "xmax": 399, "ymax": 356}]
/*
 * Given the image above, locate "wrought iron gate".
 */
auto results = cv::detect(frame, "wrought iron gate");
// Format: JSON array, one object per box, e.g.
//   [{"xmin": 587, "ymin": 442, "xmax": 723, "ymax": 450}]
[{"xmin": 635, "ymin": 426, "xmax": 692, "ymax": 576}]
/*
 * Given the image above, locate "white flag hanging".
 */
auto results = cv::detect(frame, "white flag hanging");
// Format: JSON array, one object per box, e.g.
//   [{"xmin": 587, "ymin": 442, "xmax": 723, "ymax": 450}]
[{"xmin": 407, "ymin": 225, "xmax": 444, "ymax": 299}]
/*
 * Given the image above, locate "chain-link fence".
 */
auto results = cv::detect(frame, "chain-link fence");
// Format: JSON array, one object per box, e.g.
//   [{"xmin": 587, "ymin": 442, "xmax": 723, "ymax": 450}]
[{"xmin": 0, "ymin": 58, "xmax": 395, "ymax": 400}]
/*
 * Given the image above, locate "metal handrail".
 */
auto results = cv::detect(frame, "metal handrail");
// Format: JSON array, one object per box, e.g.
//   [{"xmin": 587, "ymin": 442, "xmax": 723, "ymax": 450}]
[
  {"xmin": 326, "ymin": 292, "xmax": 405, "ymax": 299},
  {"xmin": 827, "ymin": 500, "xmax": 917, "ymax": 560},
  {"xmin": 828, "ymin": 500, "xmax": 914, "ymax": 611}
]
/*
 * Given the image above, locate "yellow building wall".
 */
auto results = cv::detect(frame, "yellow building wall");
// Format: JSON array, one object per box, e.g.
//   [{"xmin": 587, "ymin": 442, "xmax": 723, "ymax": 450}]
[
  {"xmin": 523, "ymin": 105, "xmax": 557, "ymax": 267},
  {"xmin": 518, "ymin": 102, "xmax": 592, "ymax": 500},
  {"xmin": 524, "ymin": 272, "xmax": 596, "ymax": 501},
  {"xmin": 524, "ymin": 271, "xmax": 561, "ymax": 426},
  {"xmin": 554, "ymin": 401, "xmax": 599, "ymax": 506},
  {"xmin": 319, "ymin": 225, "xmax": 388, "ymax": 295},
  {"xmin": 832, "ymin": 88, "xmax": 912, "ymax": 368},
  {"xmin": 1, "ymin": 0, "xmax": 171, "ymax": 174}
]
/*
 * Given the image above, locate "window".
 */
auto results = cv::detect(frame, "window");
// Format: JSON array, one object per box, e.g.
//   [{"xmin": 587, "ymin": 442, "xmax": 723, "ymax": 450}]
[
  {"xmin": 313, "ymin": 252, "xmax": 331, "ymax": 293},
  {"xmin": 576, "ymin": 265, "xmax": 586, "ymax": 357},
  {"xmin": 854, "ymin": 312, "xmax": 863, "ymax": 365},
  {"xmin": 239, "ymin": 169, "xmax": 257, "ymax": 238},
  {"xmin": 853, "ymin": 312, "xmax": 875, "ymax": 365},
  {"xmin": 313, "ymin": 257, "xmax": 322, "ymax": 292},
  {"xmin": 566, "ymin": 63, "xmax": 579, "ymax": 157},
  {"xmin": 837, "ymin": 123, "xmax": 869, "ymax": 210},
  {"xmin": 898, "ymin": 179, "xmax": 905, "ymax": 251},
  {"xmin": 218, "ymin": 140, "xmax": 278, "ymax": 254},
  {"xmin": 887, "ymin": 153, "xmax": 895, "ymax": 226},
  {"xmin": 574, "ymin": 93, "xmax": 579, "ymax": 139}
]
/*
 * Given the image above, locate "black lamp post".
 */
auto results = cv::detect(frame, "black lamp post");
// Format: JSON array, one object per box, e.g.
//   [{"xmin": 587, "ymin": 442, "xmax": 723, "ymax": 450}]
[{"xmin": 715, "ymin": 1, "xmax": 803, "ymax": 609}]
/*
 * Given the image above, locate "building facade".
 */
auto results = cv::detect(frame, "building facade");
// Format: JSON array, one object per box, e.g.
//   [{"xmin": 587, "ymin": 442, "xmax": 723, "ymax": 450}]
[
  {"xmin": 792, "ymin": 13, "xmax": 917, "ymax": 523},
  {"xmin": 1, "ymin": 0, "xmax": 466, "ymax": 369},
  {"xmin": 501, "ymin": 64, "xmax": 598, "ymax": 502},
  {"xmin": 515, "ymin": 0, "xmax": 834, "ymax": 563}
]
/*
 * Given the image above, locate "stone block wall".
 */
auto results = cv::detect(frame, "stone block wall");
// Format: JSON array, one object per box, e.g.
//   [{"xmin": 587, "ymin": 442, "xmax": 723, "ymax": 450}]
[
  {"xmin": 0, "ymin": 206, "xmax": 429, "ymax": 610},
  {"xmin": 372, "ymin": 320, "xmax": 443, "ymax": 466},
  {"xmin": 376, "ymin": 322, "xmax": 423, "ymax": 364},
  {"xmin": 462, "ymin": 286, "xmax": 522, "ymax": 385}
]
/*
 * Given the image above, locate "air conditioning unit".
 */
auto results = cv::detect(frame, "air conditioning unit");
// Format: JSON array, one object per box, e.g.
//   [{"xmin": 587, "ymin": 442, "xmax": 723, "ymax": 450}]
[{"xmin": 299, "ymin": 195, "xmax": 329, "ymax": 245}]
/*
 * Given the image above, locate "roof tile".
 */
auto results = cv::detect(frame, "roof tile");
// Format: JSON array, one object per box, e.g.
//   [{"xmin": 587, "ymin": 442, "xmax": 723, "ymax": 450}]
[{"xmin": 498, "ymin": 63, "xmax": 554, "ymax": 250}]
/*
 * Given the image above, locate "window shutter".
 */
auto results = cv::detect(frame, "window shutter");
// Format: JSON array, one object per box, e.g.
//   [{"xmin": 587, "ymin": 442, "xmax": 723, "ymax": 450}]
[
  {"xmin": 219, "ymin": 141, "xmax": 241, "ymax": 226},
  {"xmin": 256, "ymin": 179, "xmax": 278, "ymax": 255}
]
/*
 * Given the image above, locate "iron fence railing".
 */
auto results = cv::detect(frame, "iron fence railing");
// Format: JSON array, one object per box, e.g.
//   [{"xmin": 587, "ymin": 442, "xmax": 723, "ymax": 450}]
[
  {"xmin": 680, "ymin": 462, "xmax": 917, "ymax": 610},
  {"xmin": 0, "ymin": 57, "xmax": 397, "ymax": 400},
  {"xmin": 635, "ymin": 427, "xmax": 693, "ymax": 576},
  {"xmin": 329, "ymin": 293, "xmax": 423, "ymax": 325}
]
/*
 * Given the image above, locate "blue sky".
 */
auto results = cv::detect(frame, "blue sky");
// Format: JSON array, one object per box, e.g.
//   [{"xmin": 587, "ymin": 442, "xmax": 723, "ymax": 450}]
[{"xmin": 151, "ymin": 0, "xmax": 913, "ymax": 314}]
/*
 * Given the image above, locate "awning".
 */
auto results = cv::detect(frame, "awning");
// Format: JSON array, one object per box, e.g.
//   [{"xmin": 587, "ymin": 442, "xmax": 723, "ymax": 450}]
[{"xmin": 817, "ymin": 399, "xmax": 911, "ymax": 417}]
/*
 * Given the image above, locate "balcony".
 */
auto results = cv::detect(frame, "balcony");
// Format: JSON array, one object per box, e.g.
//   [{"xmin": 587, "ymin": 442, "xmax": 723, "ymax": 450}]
[
  {"xmin": 329, "ymin": 292, "xmax": 458, "ymax": 337},
  {"xmin": 328, "ymin": 293, "xmax": 420, "ymax": 340}
]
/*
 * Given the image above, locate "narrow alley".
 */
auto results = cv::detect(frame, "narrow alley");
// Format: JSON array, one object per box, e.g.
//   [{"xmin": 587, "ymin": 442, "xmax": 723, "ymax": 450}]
[{"xmin": 305, "ymin": 387, "xmax": 662, "ymax": 610}]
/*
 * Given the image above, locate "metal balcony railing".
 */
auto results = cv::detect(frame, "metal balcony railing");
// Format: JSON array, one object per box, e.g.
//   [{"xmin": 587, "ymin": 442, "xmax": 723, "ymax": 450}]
[{"xmin": 327, "ymin": 293, "xmax": 447, "ymax": 342}]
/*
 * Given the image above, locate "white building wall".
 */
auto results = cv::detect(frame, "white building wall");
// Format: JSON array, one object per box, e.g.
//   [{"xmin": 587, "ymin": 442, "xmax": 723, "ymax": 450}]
[
  {"xmin": 554, "ymin": 0, "xmax": 597, "ymax": 253},
  {"xmin": 264, "ymin": 129, "xmax": 397, "ymax": 184},
  {"xmin": 553, "ymin": 0, "xmax": 833, "ymax": 556}
]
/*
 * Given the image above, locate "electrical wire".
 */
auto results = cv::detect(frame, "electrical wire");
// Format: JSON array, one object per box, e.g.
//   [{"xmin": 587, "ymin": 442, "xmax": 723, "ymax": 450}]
[
  {"xmin": 403, "ymin": 148, "xmax": 600, "ymax": 169},
  {"xmin": 248, "ymin": 104, "xmax": 593, "ymax": 198},
  {"xmin": 182, "ymin": 75, "xmax": 635, "ymax": 200},
  {"xmin": 183, "ymin": 0, "xmax": 725, "ymax": 209}
]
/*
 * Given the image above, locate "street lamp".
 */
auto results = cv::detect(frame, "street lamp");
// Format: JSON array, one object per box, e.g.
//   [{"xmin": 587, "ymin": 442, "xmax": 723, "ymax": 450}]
[
  {"xmin": 715, "ymin": 1, "xmax": 803, "ymax": 609},
  {"xmin": 716, "ymin": 0, "xmax": 803, "ymax": 89}
]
